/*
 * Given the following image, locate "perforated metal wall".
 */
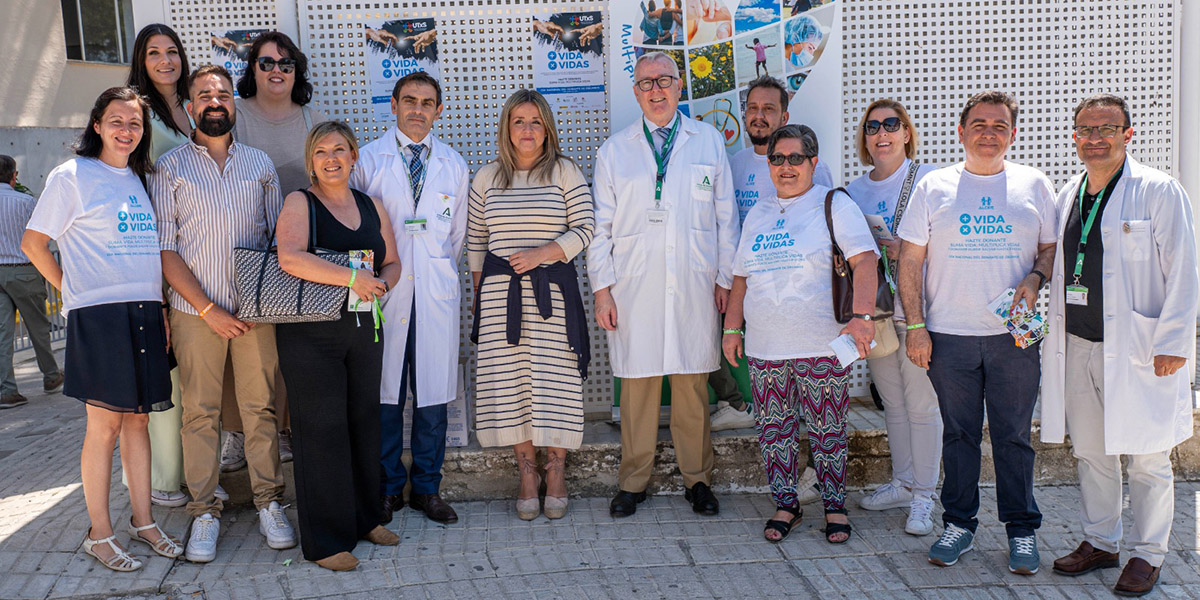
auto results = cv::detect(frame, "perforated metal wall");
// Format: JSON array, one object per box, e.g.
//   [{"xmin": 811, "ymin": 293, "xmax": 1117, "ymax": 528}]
[{"xmin": 158, "ymin": 0, "xmax": 1180, "ymax": 413}]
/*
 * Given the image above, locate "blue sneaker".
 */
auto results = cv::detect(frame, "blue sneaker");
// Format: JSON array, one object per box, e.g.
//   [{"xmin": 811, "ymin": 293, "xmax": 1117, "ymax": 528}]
[
  {"xmin": 1008, "ymin": 535, "xmax": 1040, "ymax": 575},
  {"xmin": 928, "ymin": 524, "xmax": 974, "ymax": 566}
]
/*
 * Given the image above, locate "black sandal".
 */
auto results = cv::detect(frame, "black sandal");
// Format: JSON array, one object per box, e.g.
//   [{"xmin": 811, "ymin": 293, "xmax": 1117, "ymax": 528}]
[
  {"xmin": 823, "ymin": 509, "xmax": 852, "ymax": 544},
  {"xmin": 763, "ymin": 505, "xmax": 803, "ymax": 543}
]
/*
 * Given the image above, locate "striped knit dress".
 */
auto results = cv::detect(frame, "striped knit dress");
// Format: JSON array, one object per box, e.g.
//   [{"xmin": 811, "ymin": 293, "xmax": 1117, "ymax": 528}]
[{"xmin": 468, "ymin": 159, "xmax": 595, "ymax": 449}]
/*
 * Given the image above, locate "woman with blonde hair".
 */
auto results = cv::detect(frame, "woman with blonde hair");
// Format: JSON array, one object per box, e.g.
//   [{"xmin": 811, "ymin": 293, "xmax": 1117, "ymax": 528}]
[
  {"xmin": 274, "ymin": 120, "xmax": 402, "ymax": 570},
  {"xmin": 469, "ymin": 89, "xmax": 594, "ymax": 520},
  {"xmin": 845, "ymin": 98, "xmax": 942, "ymax": 536}
]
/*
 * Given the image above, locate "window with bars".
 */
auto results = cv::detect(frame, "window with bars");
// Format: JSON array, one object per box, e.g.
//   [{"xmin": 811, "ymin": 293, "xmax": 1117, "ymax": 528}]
[{"xmin": 61, "ymin": 0, "xmax": 136, "ymax": 64}]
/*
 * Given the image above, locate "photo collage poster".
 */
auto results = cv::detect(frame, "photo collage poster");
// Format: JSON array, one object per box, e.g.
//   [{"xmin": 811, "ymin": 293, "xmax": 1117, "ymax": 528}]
[
  {"xmin": 363, "ymin": 18, "xmax": 442, "ymax": 124},
  {"xmin": 609, "ymin": 0, "xmax": 841, "ymax": 172}
]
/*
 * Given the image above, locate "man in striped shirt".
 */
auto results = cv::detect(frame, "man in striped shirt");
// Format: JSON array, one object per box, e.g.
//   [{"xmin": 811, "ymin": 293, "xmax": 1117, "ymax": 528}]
[
  {"xmin": 150, "ymin": 65, "xmax": 295, "ymax": 563},
  {"xmin": 0, "ymin": 155, "xmax": 63, "ymax": 409}
]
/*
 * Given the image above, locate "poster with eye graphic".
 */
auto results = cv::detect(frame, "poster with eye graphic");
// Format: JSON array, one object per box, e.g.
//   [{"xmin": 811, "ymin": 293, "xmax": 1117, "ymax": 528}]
[
  {"xmin": 609, "ymin": 0, "xmax": 841, "ymax": 174},
  {"xmin": 363, "ymin": 18, "xmax": 441, "ymax": 124},
  {"xmin": 532, "ymin": 11, "xmax": 606, "ymax": 112},
  {"xmin": 211, "ymin": 29, "xmax": 266, "ymax": 96}
]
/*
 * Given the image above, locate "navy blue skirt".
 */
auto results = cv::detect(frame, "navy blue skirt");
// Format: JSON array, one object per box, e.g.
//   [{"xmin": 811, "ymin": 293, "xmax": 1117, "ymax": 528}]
[{"xmin": 64, "ymin": 301, "xmax": 173, "ymax": 413}]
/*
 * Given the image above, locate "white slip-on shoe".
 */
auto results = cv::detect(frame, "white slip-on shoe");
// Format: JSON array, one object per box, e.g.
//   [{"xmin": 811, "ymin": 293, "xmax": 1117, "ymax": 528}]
[
  {"xmin": 258, "ymin": 501, "xmax": 298, "ymax": 549},
  {"xmin": 185, "ymin": 514, "xmax": 220, "ymax": 563}
]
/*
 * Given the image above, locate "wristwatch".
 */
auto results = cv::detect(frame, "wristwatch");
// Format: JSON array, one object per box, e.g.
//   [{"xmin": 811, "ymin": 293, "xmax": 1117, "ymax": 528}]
[{"xmin": 851, "ymin": 313, "xmax": 875, "ymax": 321}]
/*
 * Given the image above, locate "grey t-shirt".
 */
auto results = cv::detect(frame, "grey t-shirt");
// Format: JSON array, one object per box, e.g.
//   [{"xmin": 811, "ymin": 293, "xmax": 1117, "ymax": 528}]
[{"xmin": 234, "ymin": 98, "xmax": 328, "ymax": 196}]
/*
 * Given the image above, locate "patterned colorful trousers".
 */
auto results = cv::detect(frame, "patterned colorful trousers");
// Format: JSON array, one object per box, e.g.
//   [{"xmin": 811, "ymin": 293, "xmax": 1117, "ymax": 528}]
[{"xmin": 748, "ymin": 356, "xmax": 851, "ymax": 512}]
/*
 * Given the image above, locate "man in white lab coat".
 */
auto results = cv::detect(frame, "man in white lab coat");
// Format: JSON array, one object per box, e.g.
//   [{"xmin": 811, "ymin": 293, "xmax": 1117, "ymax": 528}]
[
  {"xmin": 351, "ymin": 72, "xmax": 469, "ymax": 526},
  {"xmin": 1040, "ymin": 94, "xmax": 1197, "ymax": 597},
  {"xmin": 588, "ymin": 51, "xmax": 738, "ymax": 518}
]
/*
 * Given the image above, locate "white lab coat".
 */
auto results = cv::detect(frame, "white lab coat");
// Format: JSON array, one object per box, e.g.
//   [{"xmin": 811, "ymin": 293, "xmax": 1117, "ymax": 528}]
[
  {"xmin": 351, "ymin": 128, "xmax": 470, "ymax": 407},
  {"xmin": 588, "ymin": 114, "xmax": 738, "ymax": 378},
  {"xmin": 1041, "ymin": 155, "xmax": 1198, "ymax": 455}
]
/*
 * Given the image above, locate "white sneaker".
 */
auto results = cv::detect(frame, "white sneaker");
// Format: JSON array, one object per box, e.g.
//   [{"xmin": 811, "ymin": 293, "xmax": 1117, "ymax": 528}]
[
  {"xmin": 906, "ymin": 495, "xmax": 935, "ymax": 536},
  {"xmin": 710, "ymin": 402, "xmax": 755, "ymax": 431},
  {"xmin": 797, "ymin": 466, "xmax": 821, "ymax": 505},
  {"xmin": 185, "ymin": 514, "xmax": 220, "ymax": 563},
  {"xmin": 278, "ymin": 431, "xmax": 293, "ymax": 463},
  {"xmin": 151, "ymin": 488, "xmax": 188, "ymax": 508},
  {"xmin": 214, "ymin": 483, "xmax": 229, "ymax": 502},
  {"xmin": 258, "ymin": 501, "xmax": 297, "ymax": 550},
  {"xmin": 220, "ymin": 431, "xmax": 246, "ymax": 472},
  {"xmin": 859, "ymin": 481, "xmax": 913, "ymax": 511}
]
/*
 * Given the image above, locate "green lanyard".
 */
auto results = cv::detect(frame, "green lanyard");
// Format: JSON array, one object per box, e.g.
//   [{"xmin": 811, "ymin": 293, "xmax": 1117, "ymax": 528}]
[
  {"xmin": 352, "ymin": 297, "xmax": 387, "ymax": 343},
  {"xmin": 641, "ymin": 115, "xmax": 681, "ymax": 209},
  {"xmin": 1072, "ymin": 170, "xmax": 1119, "ymax": 285},
  {"xmin": 395, "ymin": 137, "xmax": 429, "ymax": 203}
]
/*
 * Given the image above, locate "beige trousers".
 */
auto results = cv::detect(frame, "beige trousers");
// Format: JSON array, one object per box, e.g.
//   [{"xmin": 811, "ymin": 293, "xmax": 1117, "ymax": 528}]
[{"xmin": 618, "ymin": 373, "xmax": 714, "ymax": 491}]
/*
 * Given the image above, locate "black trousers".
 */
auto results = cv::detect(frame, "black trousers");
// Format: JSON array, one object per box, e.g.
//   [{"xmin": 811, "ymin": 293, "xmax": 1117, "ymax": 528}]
[{"xmin": 277, "ymin": 312, "xmax": 383, "ymax": 561}]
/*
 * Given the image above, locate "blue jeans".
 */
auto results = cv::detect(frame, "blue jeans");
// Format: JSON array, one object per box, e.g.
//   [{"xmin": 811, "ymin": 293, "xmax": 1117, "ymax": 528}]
[
  {"xmin": 380, "ymin": 304, "xmax": 447, "ymax": 496},
  {"xmin": 927, "ymin": 332, "xmax": 1042, "ymax": 538}
]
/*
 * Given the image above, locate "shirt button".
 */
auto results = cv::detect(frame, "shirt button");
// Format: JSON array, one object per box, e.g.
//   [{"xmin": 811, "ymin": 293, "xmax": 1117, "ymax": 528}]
[
  {"xmin": 1057, "ymin": 352, "xmax": 1063, "ymax": 358},
  {"xmin": 402, "ymin": 318, "xmax": 408, "ymax": 323},
  {"xmin": 666, "ymin": 245, "xmax": 674, "ymax": 252},
  {"xmin": 1055, "ymin": 315, "xmax": 1062, "ymax": 321},
  {"xmin": 138, "ymin": 303, "xmax": 144, "ymax": 308},
  {"xmin": 667, "ymin": 288, "xmax": 674, "ymax": 294},
  {"xmin": 140, "ymin": 349, "xmax": 145, "ymax": 354},
  {"xmin": 139, "ymin": 326, "xmax": 144, "ymax": 331},
  {"xmin": 408, "ymin": 275, "xmax": 414, "ymax": 280}
]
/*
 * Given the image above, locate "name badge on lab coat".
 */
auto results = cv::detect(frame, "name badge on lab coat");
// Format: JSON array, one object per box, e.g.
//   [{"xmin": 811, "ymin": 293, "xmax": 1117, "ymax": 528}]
[
  {"xmin": 647, "ymin": 209, "xmax": 668, "ymax": 226},
  {"xmin": 404, "ymin": 219, "xmax": 427, "ymax": 234}
]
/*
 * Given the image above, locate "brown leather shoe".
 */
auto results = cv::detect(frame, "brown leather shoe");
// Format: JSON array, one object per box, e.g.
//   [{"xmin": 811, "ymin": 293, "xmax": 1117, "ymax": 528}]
[
  {"xmin": 380, "ymin": 494, "xmax": 404, "ymax": 525},
  {"xmin": 0, "ymin": 393, "xmax": 28, "ymax": 409},
  {"xmin": 1052, "ymin": 541, "xmax": 1120, "ymax": 576},
  {"xmin": 409, "ymin": 493, "xmax": 458, "ymax": 524},
  {"xmin": 365, "ymin": 525, "xmax": 399, "ymax": 546},
  {"xmin": 1114, "ymin": 557, "xmax": 1161, "ymax": 597},
  {"xmin": 315, "ymin": 551, "xmax": 358, "ymax": 571},
  {"xmin": 43, "ymin": 372, "xmax": 65, "ymax": 393}
]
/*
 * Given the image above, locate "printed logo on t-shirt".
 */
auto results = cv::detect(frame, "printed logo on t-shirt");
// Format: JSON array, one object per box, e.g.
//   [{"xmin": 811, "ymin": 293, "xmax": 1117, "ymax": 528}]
[
  {"xmin": 876, "ymin": 200, "xmax": 886, "ymax": 213},
  {"xmin": 748, "ymin": 173, "xmax": 756, "ymax": 185},
  {"xmin": 980, "ymin": 196, "xmax": 994, "ymax": 210},
  {"xmin": 773, "ymin": 218, "xmax": 786, "ymax": 230}
]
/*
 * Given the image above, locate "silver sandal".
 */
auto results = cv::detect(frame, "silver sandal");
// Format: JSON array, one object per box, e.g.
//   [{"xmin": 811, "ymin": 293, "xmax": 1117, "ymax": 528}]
[
  {"xmin": 82, "ymin": 530, "xmax": 143, "ymax": 572},
  {"xmin": 127, "ymin": 520, "xmax": 183, "ymax": 559}
]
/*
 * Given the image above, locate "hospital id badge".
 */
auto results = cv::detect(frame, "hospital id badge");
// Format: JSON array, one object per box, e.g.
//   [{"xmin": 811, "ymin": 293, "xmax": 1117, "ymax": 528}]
[
  {"xmin": 404, "ymin": 219, "xmax": 427, "ymax": 234},
  {"xmin": 1066, "ymin": 284, "xmax": 1088, "ymax": 306},
  {"xmin": 647, "ymin": 209, "xmax": 668, "ymax": 226}
]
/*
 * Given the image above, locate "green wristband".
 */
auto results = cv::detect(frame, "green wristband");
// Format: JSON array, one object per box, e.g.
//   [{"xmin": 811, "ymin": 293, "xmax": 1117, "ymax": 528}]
[
  {"xmin": 906, "ymin": 322, "xmax": 926, "ymax": 330},
  {"xmin": 723, "ymin": 328, "xmax": 744, "ymax": 335},
  {"xmin": 348, "ymin": 268, "xmax": 357, "ymax": 288}
]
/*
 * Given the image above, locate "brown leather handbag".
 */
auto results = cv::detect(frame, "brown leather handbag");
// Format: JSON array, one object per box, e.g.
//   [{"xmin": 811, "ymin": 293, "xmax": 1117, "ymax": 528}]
[{"xmin": 825, "ymin": 188, "xmax": 898, "ymax": 358}]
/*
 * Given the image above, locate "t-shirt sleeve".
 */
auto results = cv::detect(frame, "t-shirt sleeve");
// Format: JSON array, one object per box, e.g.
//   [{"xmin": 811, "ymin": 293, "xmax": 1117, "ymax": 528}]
[
  {"xmin": 26, "ymin": 167, "xmax": 81, "ymax": 240},
  {"xmin": 896, "ymin": 178, "xmax": 932, "ymax": 245},
  {"xmin": 831, "ymin": 193, "xmax": 880, "ymax": 260},
  {"xmin": 1035, "ymin": 174, "xmax": 1059, "ymax": 244}
]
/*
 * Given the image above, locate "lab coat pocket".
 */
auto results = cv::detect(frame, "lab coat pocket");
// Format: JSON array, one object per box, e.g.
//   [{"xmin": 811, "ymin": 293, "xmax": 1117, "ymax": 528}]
[
  {"xmin": 612, "ymin": 234, "xmax": 646, "ymax": 277},
  {"xmin": 1129, "ymin": 309, "xmax": 1159, "ymax": 366},
  {"xmin": 1121, "ymin": 220, "xmax": 1153, "ymax": 261},
  {"xmin": 427, "ymin": 257, "xmax": 461, "ymax": 300},
  {"xmin": 690, "ymin": 228, "xmax": 717, "ymax": 275},
  {"xmin": 691, "ymin": 164, "xmax": 716, "ymax": 229}
]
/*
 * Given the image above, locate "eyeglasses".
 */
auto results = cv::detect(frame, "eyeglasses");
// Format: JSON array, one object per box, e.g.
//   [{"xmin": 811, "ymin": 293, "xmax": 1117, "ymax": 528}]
[
  {"xmin": 256, "ymin": 57, "xmax": 297, "ymax": 74},
  {"xmin": 863, "ymin": 117, "xmax": 903, "ymax": 136},
  {"xmin": 635, "ymin": 76, "xmax": 678, "ymax": 91},
  {"xmin": 767, "ymin": 153, "xmax": 815, "ymax": 166},
  {"xmin": 1073, "ymin": 124, "xmax": 1127, "ymax": 139}
]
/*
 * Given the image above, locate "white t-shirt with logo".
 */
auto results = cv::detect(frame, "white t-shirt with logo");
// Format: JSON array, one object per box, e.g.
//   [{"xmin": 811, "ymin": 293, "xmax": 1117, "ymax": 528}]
[
  {"xmin": 846, "ymin": 158, "xmax": 937, "ymax": 321},
  {"xmin": 896, "ymin": 161, "xmax": 1057, "ymax": 336},
  {"xmin": 733, "ymin": 185, "xmax": 878, "ymax": 360},
  {"xmin": 27, "ymin": 158, "xmax": 163, "ymax": 313},
  {"xmin": 730, "ymin": 147, "xmax": 834, "ymax": 225}
]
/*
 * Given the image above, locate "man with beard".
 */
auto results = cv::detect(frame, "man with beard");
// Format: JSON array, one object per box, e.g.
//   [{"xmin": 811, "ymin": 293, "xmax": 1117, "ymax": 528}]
[
  {"xmin": 709, "ymin": 75, "xmax": 832, "ymax": 435},
  {"xmin": 150, "ymin": 64, "xmax": 295, "ymax": 563}
]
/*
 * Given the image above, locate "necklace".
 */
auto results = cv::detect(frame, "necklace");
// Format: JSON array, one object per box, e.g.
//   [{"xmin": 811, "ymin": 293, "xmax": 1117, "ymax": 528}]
[{"xmin": 774, "ymin": 195, "xmax": 798, "ymax": 213}]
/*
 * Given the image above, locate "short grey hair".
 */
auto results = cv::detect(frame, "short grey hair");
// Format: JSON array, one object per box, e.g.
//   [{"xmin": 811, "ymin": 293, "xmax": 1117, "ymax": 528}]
[
  {"xmin": 0, "ymin": 155, "xmax": 14, "ymax": 183},
  {"xmin": 766, "ymin": 124, "xmax": 818, "ymax": 157},
  {"xmin": 634, "ymin": 51, "xmax": 679, "ymax": 79}
]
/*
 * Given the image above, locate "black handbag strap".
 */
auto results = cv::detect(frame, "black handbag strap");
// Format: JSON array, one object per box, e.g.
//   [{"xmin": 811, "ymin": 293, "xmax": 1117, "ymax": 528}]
[
  {"xmin": 824, "ymin": 187, "xmax": 850, "ymax": 276},
  {"xmin": 300, "ymin": 188, "xmax": 320, "ymax": 253}
]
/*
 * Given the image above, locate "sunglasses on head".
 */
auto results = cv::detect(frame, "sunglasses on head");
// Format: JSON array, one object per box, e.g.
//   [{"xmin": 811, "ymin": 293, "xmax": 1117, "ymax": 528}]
[
  {"xmin": 767, "ymin": 153, "xmax": 814, "ymax": 166},
  {"xmin": 256, "ymin": 56, "xmax": 297, "ymax": 74},
  {"xmin": 863, "ymin": 117, "xmax": 903, "ymax": 135}
]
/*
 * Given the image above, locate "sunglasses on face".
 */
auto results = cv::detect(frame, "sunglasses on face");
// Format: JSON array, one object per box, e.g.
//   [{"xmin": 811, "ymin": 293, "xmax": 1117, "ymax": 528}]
[
  {"xmin": 635, "ymin": 75, "xmax": 678, "ymax": 91},
  {"xmin": 1073, "ymin": 124, "xmax": 1127, "ymax": 139},
  {"xmin": 256, "ymin": 57, "xmax": 296, "ymax": 74},
  {"xmin": 863, "ymin": 117, "xmax": 903, "ymax": 136},
  {"xmin": 767, "ymin": 153, "xmax": 814, "ymax": 166}
]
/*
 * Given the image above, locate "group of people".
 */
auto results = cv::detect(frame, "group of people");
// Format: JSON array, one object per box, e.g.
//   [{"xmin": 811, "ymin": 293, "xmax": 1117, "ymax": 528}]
[{"xmin": 1, "ymin": 22, "xmax": 1193, "ymax": 597}]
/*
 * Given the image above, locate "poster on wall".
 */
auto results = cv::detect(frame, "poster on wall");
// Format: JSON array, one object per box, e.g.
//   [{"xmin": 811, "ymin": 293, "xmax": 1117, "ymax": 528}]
[
  {"xmin": 363, "ymin": 18, "xmax": 441, "ymax": 124},
  {"xmin": 608, "ymin": 0, "xmax": 841, "ymax": 175},
  {"xmin": 531, "ymin": 11, "xmax": 606, "ymax": 112},
  {"xmin": 211, "ymin": 29, "xmax": 266, "ymax": 95}
]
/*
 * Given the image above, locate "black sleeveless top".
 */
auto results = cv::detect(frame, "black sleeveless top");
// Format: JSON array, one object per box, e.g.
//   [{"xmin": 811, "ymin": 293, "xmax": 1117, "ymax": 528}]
[{"xmin": 304, "ymin": 188, "xmax": 387, "ymax": 273}]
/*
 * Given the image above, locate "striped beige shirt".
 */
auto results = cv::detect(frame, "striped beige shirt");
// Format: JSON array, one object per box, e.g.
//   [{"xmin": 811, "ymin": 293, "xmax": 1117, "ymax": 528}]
[
  {"xmin": 0, "ymin": 183, "xmax": 35, "ymax": 264},
  {"xmin": 149, "ymin": 140, "xmax": 281, "ymax": 315}
]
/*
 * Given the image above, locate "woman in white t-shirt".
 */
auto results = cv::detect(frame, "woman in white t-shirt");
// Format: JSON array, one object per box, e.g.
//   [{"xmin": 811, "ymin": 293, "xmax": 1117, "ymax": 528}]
[
  {"xmin": 722, "ymin": 125, "xmax": 878, "ymax": 544},
  {"xmin": 845, "ymin": 99, "xmax": 943, "ymax": 537},
  {"xmin": 21, "ymin": 88, "xmax": 181, "ymax": 572}
]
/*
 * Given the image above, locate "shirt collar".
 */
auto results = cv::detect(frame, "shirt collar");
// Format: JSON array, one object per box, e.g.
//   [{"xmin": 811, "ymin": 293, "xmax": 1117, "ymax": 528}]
[
  {"xmin": 395, "ymin": 128, "xmax": 431, "ymax": 150},
  {"xmin": 188, "ymin": 134, "xmax": 239, "ymax": 157},
  {"xmin": 0, "ymin": 183, "xmax": 12, "ymax": 191},
  {"xmin": 642, "ymin": 112, "xmax": 680, "ymax": 133}
]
